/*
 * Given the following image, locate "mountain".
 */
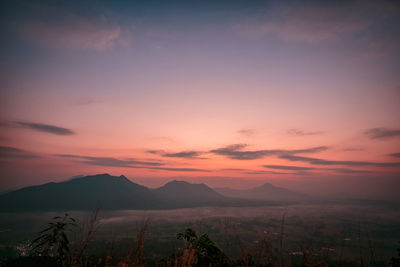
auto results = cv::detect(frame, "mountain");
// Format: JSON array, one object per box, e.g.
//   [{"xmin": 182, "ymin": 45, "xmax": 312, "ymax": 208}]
[
  {"xmin": 154, "ymin": 180, "xmax": 227, "ymax": 208},
  {"xmin": 0, "ymin": 174, "xmax": 307, "ymax": 211},
  {"xmin": 215, "ymin": 183, "xmax": 308, "ymax": 202},
  {"xmin": 0, "ymin": 174, "xmax": 235, "ymax": 211},
  {"xmin": 0, "ymin": 174, "xmax": 158, "ymax": 211}
]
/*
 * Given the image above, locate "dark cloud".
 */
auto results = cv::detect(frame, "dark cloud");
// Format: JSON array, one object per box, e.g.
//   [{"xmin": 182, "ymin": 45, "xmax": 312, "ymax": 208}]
[
  {"xmin": 210, "ymin": 144, "xmax": 280, "ymax": 160},
  {"xmin": 55, "ymin": 154, "xmax": 163, "ymax": 168},
  {"xmin": 13, "ymin": 121, "xmax": 75, "ymax": 135},
  {"xmin": 389, "ymin": 153, "xmax": 400, "ymax": 158},
  {"xmin": 264, "ymin": 163, "xmax": 375, "ymax": 174},
  {"xmin": 328, "ymin": 168, "xmax": 373, "ymax": 174},
  {"xmin": 280, "ymin": 154, "xmax": 400, "ymax": 167},
  {"xmin": 0, "ymin": 146, "xmax": 39, "ymax": 159},
  {"xmin": 264, "ymin": 165, "xmax": 315, "ymax": 171},
  {"xmin": 210, "ymin": 144, "xmax": 328, "ymax": 160},
  {"xmin": 152, "ymin": 167, "xmax": 209, "ymax": 172},
  {"xmin": 364, "ymin": 128, "xmax": 400, "ymax": 139},
  {"xmin": 163, "ymin": 151, "xmax": 203, "ymax": 159},
  {"xmin": 147, "ymin": 149, "xmax": 204, "ymax": 159},
  {"xmin": 286, "ymin": 128, "xmax": 323, "ymax": 136},
  {"xmin": 244, "ymin": 170, "xmax": 292, "ymax": 175},
  {"xmin": 290, "ymin": 146, "xmax": 328, "ymax": 154},
  {"xmin": 55, "ymin": 154, "xmax": 209, "ymax": 172},
  {"xmin": 343, "ymin": 147, "xmax": 364, "ymax": 151},
  {"xmin": 221, "ymin": 168, "xmax": 248, "ymax": 171},
  {"xmin": 146, "ymin": 150, "xmax": 164, "ymax": 155}
]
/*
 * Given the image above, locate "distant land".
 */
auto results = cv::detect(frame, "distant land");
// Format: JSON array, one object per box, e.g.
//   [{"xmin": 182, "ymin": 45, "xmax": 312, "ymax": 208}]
[
  {"xmin": 0, "ymin": 174, "xmax": 311, "ymax": 211},
  {"xmin": 215, "ymin": 183, "xmax": 308, "ymax": 201}
]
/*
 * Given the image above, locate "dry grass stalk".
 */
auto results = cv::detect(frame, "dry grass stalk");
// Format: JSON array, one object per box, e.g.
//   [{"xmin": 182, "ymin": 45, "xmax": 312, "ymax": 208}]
[{"xmin": 279, "ymin": 211, "xmax": 286, "ymax": 267}]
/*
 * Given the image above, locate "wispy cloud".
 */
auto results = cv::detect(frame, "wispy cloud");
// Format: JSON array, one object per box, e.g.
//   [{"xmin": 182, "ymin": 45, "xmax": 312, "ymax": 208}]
[
  {"xmin": 12, "ymin": 121, "xmax": 75, "ymax": 135},
  {"xmin": 147, "ymin": 150, "xmax": 204, "ymax": 159},
  {"xmin": 237, "ymin": 1, "xmax": 399, "ymax": 45},
  {"xmin": 14, "ymin": 1, "xmax": 121, "ymax": 51},
  {"xmin": 328, "ymin": 168, "xmax": 373, "ymax": 174},
  {"xmin": 210, "ymin": 144, "xmax": 277, "ymax": 160},
  {"xmin": 280, "ymin": 154, "xmax": 400, "ymax": 167},
  {"xmin": 389, "ymin": 153, "xmax": 400, "ymax": 158},
  {"xmin": 237, "ymin": 2, "xmax": 371, "ymax": 44},
  {"xmin": 56, "ymin": 154, "xmax": 162, "ymax": 168},
  {"xmin": 237, "ymin": 129, "xmax": 255, "ymax": 137},
  {"xmin": 264, "ymin": 164, "xmax": 373, "ymax": 174},
  {"xmin": 153, "ymin": 167, "xmax": 209, "ymax": 172},
  {"xmin": 55, "ymin": 154, "xmax": 209, "ymax": 172},
  {"xmin": 286, "ymin": 128, "xmax": 323, "ymax": 136},
  {"xmin": 210, "ymin": 144, "xmax": 327, "ymax": 160},
  {"xmin": 244, "ymin": 170, "xmax": 293, "ymax": 175},
  {"xmin": 163, "ymin": 151, "xmax": 203, "ymax": 159},
  {"xmin": 0, "ymin": 146, "xmax": 38, "ymax": 159},
  {"xmin": 343, "ymin": 147, "xmax": 364, "ymax": 151},
  {"xmin": 364, "ymin": 128, "xmax": 400, "ymax": 140},
  {"xmin": 264, "ymin": 165, "xmax": 315, "ymax": 171}
]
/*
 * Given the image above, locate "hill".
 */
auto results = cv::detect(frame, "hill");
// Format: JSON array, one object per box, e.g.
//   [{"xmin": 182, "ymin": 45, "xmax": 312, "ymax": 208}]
[
  {"xmin": 215, "ymin": 182, "xmax": 308, "ymax": 202},
  {"xmin": 154, "ymin": 180, "xmax": 227, "ymax": 208}
]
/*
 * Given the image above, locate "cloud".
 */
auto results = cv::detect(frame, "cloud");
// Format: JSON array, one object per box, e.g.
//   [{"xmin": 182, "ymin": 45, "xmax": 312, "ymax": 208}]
[
  {"xmin": 264, "ymin": 165, "xmax": 315, "ymax": 171},
  {"xmin": 286, "ymin": 128, "xmax": 323, "ymax": 136},
  {"xmin": 220, "ymin": 168, "xmax": 248, "ymax": 172},
  {"xmin": 152, "ymin": 167, "xmax": 209, "ymax": 172},
  {"xmin": 210, "ymin": 144, "xmax": 278, "ymax": 160},
  {"xmin": 364, "ymin": 128, "xmax": 400, "ymax": 140},
  {"xmin": 163, "ymin": 151, "xmax": 203, "ymax": 159},
  {"xmin": 280, "ymin": 154, "xmax": 400, "ymax": 167},
  {"xmin": 389, "ymin": 153, "xmax": 400, "ymax": 158},
  {"xmin": 55, "ymin": 154, "xmax": 209, "ymax": 172},
  {"xmin": 327, "ymin": 168, "xmax": 373, "ymax": 174},
  {"xmin": 343, "ymin": 147, "xmax": 364, "ymax": 151},
  {"xmin": 73, "ymin": 98, "xmax": 103, "ymax": 106},
  {"xmin": 264, "ymin": 164, "xmax": 373, "ymax": 174},
  {"xmin": 237, "ymin": 2, "xmax": 373, "ymax": 44},
  {"xmin": 290, "ymin": 146, "xmax": 328, "ymax": 154},
  {"xmin": 12, "ymin": 121, "xmax": 75, "ymax": 135},
  {"xmin": 244, "ymin": 170, "xmax": 292, "ymax": 175},
  {"xmin": 14, "ymin": 1, "xmax": 121, "ymax": 51},
  {"xmin": 237, "ymin": 129, "xmax": 255, "ymax": 137},
  {"xmin": 147, "ymin": 149, "xmax": 205, "ymax": 159},
  {"xmin": 0, "ymin": 146, "xmax": 38, "ymax": 159},
  {"xmin": 146, "ymin": 150, "xmax": 164, "ymax": 155},
  {"xmin": 56, "ymin": 154, "xmax": 162, "ymax": 168},
  {"xmin": 210, "ymin": 144, "xmax": 327, "ymax": 160}
]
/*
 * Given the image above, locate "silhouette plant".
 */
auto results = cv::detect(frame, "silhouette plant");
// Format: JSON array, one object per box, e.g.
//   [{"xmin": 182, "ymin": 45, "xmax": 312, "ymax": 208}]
[
  {"xmin": 30, "ymin": 213, "xmax": 77, "ymax": 266},
  {"xmin": 177, "ymin": 228, "xmax": 229, "ymax": 267}
]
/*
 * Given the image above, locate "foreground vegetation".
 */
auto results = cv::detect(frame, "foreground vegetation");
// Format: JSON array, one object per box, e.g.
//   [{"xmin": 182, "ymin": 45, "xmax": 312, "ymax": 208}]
[{"xmin": 1, "ymin": 205, "xmax": 400, "ymax": 266}]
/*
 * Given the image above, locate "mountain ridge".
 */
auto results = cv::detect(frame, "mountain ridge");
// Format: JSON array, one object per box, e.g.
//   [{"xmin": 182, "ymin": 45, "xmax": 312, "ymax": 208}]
[{"xmin": 0, "ymin": 174, "xmax": 303, "ymax": 211}]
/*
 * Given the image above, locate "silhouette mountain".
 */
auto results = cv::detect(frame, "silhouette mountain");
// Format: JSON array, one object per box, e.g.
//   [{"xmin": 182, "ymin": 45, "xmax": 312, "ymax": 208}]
[
  {"xmin": 0, "ymin": 174, "xmax": 158, "ymax": 211},
  {"xmin": 154, "ymin": 180, "xmax": 226, "ymax": 208},
  {"xmin": 0, "ymin": 174, "xmax": 304, "ymax": 211},
  {"xmin": 0, "ymin": 174, "xmax": 238, "ymax": 211},
  {"xmin": 215, "ymin": 182, "xmax": 308, "ymax": 201}
]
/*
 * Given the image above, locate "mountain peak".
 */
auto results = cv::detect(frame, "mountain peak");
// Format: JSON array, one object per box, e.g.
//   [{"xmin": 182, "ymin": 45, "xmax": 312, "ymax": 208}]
[
  {"xmin": 258, "ymin": 183, "xmax": 275, "ymax": 189},
  {"xmin": 165, "ymin": 180, "xmax": 190, "ymax": 186}
]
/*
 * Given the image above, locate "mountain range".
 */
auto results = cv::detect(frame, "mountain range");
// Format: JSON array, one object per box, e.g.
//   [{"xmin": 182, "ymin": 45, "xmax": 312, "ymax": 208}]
[
  {"xmin": 215, "ymin": 183, "xmax": 308, "ymax": 201},
  {"xmin": 0, "ymin": 174, "xmax": 307, "ymax": 211}
]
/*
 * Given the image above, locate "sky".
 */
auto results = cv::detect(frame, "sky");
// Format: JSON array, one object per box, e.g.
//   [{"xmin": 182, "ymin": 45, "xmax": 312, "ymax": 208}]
[{"xmin": 0, "ymin": 0, "xmax": 399, "ymax": 199}]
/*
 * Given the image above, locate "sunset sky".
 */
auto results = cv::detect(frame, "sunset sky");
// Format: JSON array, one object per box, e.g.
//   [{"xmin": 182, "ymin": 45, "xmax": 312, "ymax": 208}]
[{"xmin": 0, "ymin": 0, "xmax": 399, "ymax": 198}]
